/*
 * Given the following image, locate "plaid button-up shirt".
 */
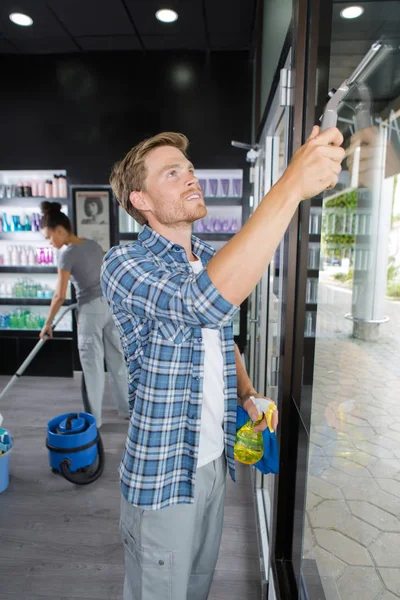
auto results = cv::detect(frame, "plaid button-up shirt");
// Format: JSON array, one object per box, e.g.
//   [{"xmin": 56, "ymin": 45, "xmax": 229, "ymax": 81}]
[{"xmin": 101, "ymin": 225, "xmax": 239, "ymax": 510}]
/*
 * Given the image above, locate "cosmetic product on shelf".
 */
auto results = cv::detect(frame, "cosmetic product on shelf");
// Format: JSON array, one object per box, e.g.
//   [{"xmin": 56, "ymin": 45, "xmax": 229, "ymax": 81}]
[
  {"xmin": 20, "ymin": 247, "xmax": 28, "ymax": 266},
  {"xmin": 37, "ymin": 180, "xmax": 45, "ymax": 197},
  {"xmin": 52, "ymin": 175, "xmax": 59, "ymax": 197},
  {"xmin": 194, "ymin": 172, "xmax": 243, "ymax": 199},
  {"xmin": 58, "ymin": 174, "xmax": 67, "ymax": 198},
  {"xmin": 219, "ymin": 179, "xmax": 230, "ymax": 197},
  {"xmin": 232, "ymin": 178, "xmax": 242, "ymax": 197},
  {"xmin": 10, "ymin": 246, "xmax": 18, "ymax": 266},
  {"xmin": 45, "ymin": 180, "xmax": 53, "ymax": 198},
  {"xmin": 2, "ymin": 214, "xmax": 11, "ymax": 232},
  {"xmin": 23, "ymin": 183, "xmax": 32, "ymax": 198}
]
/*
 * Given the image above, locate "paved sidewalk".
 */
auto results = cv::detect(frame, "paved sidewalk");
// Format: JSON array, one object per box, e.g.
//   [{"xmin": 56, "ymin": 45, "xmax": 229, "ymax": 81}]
[{"xmin": 304, "ymin": 274, "xmax": 400, "ymax": 600}]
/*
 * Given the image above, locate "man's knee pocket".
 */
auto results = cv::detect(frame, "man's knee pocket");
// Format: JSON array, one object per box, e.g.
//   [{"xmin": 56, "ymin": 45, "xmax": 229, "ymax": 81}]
[{"xmin": 120, "ymin": 521, "xmax": 173, "ymax": 600}]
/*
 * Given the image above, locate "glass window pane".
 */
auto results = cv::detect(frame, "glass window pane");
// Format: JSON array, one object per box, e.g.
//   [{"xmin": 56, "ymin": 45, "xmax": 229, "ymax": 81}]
[{"xmin": 302, "ymin": 3, "xmax": 400, "ymax": 599}]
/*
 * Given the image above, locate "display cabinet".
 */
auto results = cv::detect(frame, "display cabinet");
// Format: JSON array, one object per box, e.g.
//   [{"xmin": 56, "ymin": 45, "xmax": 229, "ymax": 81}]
[{"xmin": 0, "ymin": 170, "xmax": 75, "ymax": 376}]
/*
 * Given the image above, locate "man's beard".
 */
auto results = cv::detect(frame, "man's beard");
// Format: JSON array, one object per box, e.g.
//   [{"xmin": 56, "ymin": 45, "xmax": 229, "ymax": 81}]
[{"xmin": 152, "ymin": 197, "xmax": 207, "ymax": 227}]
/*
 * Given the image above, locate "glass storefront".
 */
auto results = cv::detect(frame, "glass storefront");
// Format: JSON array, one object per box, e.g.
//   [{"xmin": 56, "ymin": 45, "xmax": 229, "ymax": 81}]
[{"xmin": 302, "ymin": 3, "xmax": 400, "ymax": 598}]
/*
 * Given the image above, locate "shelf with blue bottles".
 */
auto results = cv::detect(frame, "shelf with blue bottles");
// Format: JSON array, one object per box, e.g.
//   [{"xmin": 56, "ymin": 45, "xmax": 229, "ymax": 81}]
[
  {"xmin": 0, "ymin": 304, "xmax": 72, "ymax": 332},
  {"xmin": 0, "ymin": 169, "xmax": 72, "ymax": 331},
  {"xmin": 0, "ymin": 168, "xmax": 68, "ymax": 237},
  {"xmin": 0, "ymin": 169, "xmax": 68, "ymax": 271},
  {"xmin": 0, "ymin": 203, "xmax": 68, "ymax": 239},
  {"xmin": 0, "ymin": 267, "xmax": 73, "ymax": 330}
]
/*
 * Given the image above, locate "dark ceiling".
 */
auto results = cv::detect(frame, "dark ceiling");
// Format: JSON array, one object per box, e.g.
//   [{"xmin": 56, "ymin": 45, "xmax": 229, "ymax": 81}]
[{"xmin": 0, "ymin": 0, "xmax": 257, "ymax": 54}]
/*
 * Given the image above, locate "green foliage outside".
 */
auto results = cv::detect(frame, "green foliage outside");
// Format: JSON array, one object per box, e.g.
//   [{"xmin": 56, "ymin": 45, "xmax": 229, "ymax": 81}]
[
  {"xmin": 324, "ymin": 188, "xmax": 400, "ymax": 297},
  {"xmin": 333, "ymin": 268, "xmax": 354, "ymax": 283},
  {"xmin": 387, "ymin": 281, "xmax": 400, "ymax": 298},
  {"xmin": 387, "ymin": 264, "xmax": 400, "ymax": 298},
  {"xmin": 322, "ymin": 191, "xmax": 357, "ymax": 259},
  {"xmin": 325, "ymin": 190, "xmax": 357, "ymax": 209},
  {"xmin": 333, "ymin": 263, "xmax": 400, "ymax": 297}
]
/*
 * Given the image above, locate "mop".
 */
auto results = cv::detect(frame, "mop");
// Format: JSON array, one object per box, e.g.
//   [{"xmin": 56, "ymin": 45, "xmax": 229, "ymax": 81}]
[{"xmin": 0, "ymin": 303, "xmax": 78, "ymax": 427}]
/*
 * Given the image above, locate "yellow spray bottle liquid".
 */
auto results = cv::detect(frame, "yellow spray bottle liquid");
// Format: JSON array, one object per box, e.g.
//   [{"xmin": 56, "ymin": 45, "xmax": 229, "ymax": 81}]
[{"xmin": 234, "ymin": 399, "xmax": 277, "ymax": 465}]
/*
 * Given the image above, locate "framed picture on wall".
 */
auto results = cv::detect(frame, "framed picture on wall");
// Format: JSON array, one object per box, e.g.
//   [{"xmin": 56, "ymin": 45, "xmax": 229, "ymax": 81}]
[{"xmin": 72, "ymin": 186, "xmax": 112, "ymax": 252}]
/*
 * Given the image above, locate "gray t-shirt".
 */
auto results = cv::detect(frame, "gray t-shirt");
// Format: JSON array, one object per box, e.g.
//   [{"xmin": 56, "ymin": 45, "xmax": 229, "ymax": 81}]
[{"xmin": 58, "ymin": 239, "xmax": 103, "ymax": 306}]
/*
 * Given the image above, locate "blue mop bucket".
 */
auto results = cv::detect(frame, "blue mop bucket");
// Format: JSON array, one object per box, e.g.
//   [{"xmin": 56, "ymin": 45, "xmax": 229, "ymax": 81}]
[
  {"xmin": 0, "ymin": 451, "xmax": 11, "ymax": 494},
  {"xmin": 46, "ymin": 412, "xmax": 104, "ymax": 485}
]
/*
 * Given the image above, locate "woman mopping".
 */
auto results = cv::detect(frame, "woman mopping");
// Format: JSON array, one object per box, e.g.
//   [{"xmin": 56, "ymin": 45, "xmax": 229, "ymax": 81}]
[{"xmin": 39, "ymin": 201, "xmax": 129, "ymax": 427}]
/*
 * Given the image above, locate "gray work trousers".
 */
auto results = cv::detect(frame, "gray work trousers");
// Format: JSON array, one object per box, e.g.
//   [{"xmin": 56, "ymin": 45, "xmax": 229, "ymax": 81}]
[
  {"xmin": 120, "ymin": 454, "xmax": 227, "ymax": 600},
  {"xmin": 77, "ymin": 296, "xmax": 129, "ymax": 427}
]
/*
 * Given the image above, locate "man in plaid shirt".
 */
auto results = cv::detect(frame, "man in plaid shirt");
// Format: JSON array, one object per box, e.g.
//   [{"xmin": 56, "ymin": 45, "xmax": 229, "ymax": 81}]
[{"xmin": 101, "ymin": 128, "xmax": 344, "ymax": 600}]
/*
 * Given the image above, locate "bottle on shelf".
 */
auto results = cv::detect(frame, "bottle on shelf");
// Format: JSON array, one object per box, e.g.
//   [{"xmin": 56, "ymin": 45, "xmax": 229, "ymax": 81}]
[
  {"xmin": 11, "ymin": 246, "xmax": 19, "ymax": 266},
  {"xmin": 52, "ymin": 174, "xmax": 59, "ymax": 198},
  {"xmin": 22, "ymin": 214, "xmax": 31, "ymax": 231},
  {"xmin": 11, "ymin": 216, "xmax": 22, "ymax": 231},
  {"xmin": 37, "ymin": 180, "xmax": 45, "ymax": 197},
  {"xmin": 2, "ymin": 213, "xmax": 11, "ymax": 232},
  {"xmin": 45, "ymin": 180, "xmax": 53, "ymax": 198},
  {"xmin": 23, "ymin": 182, "xmax": 32, "ymax": 197},
  {"xmin": 27, "ymin": 248, "xmax": 36, "ymax": 266},
  {"xmin": 20, "ymin": 247, "xmax": 28, "ymax": 266},
  {"xmin": 3, "ymin": 247, "xmax": 11, "ymax": 266},
  {"xmin": 31, "ymin": 213, "xmax": 40, "ymax": 232},
  {"xmin": 58, "ymin": 174, "xmax": 67, "ymax": 198}
]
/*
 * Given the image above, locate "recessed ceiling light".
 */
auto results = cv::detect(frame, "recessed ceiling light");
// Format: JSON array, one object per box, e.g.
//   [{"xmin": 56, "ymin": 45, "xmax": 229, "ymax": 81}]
[
  {"xmin": 156, "ymin": 9, "xmax": 178, "ymax": 23},
  {"xmin": 340, "ymin": 6, "xmax": 364, "ymax": 19},
  {"xmin": 9, "ymin": 12, "xmax": 33, "ymax": 26}
]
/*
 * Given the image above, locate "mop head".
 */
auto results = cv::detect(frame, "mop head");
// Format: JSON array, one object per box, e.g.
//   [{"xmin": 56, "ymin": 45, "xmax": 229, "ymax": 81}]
[{"xmin": 0, "ymin": 428, "xmax": 13, "ymax": 454}]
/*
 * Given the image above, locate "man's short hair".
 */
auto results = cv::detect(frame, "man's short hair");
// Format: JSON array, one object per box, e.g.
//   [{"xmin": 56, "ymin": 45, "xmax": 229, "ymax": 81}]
[{"xmin": 109, "ymin": 132, "xmax": 189, "ymax": 226}]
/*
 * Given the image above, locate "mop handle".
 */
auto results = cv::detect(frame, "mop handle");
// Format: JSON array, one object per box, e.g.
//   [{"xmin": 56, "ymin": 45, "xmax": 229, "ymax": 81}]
[
  {"xmin": 16, "ymin": 302, "xmax": 78, "ymax": 375},
  {"xmin": 0, "ymin": 303, "xmax": 78, "ymax": 412},
  {"xmin": 51, "ymin": 302, "xmax": 78, "ymax": 331}
]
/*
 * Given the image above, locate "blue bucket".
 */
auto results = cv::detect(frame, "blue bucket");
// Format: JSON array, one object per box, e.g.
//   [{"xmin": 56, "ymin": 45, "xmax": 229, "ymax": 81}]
[{"xmin": 0, "ymin": 451, "xmax": 11, "ymax": 494}]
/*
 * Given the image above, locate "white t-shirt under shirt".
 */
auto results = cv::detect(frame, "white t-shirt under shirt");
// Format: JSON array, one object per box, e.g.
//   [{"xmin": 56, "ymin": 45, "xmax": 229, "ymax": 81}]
[{"xmin": 190, "ymin": 258, "xmax": 225, "ymax": 468}]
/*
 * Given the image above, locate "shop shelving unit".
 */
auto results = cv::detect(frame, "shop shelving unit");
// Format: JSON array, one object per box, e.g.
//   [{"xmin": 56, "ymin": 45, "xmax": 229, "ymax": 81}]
[{"xmin": 0, "ymin": 170, "xmax": 75, "ymax": 376}]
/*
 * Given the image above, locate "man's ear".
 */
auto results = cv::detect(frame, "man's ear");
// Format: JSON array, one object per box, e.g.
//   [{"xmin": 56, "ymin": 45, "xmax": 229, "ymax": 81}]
[{"xmin": 129, "ymin": 191, "xmax": 150, "ymax": 213}]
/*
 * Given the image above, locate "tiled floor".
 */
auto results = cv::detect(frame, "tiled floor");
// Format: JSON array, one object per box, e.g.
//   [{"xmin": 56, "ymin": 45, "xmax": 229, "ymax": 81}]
[{"xmin": 304, "ymin": 274, "xmax": 400, "ymax": 599}]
